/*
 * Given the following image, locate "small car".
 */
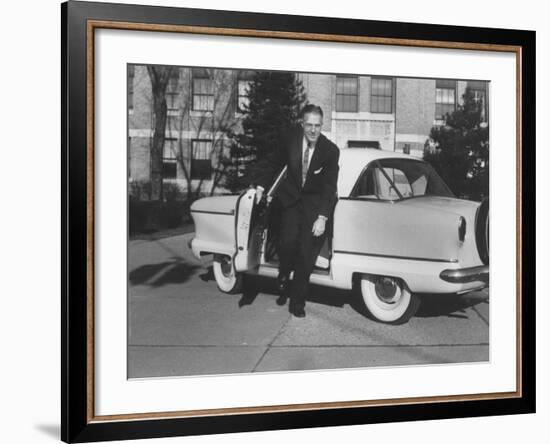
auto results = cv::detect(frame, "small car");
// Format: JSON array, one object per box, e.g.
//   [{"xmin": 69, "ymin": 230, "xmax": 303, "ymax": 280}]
[{"xmin": 190, "ymin": 148, "xmax": 489, "ymax": 324}]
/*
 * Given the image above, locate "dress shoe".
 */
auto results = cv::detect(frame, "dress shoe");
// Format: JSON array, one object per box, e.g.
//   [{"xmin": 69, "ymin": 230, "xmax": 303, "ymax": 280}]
[
  {"xmin": 289, "ymin": 304, "xmax": 306, "ymax": 318},
  {"xmin": 275, "ymin": 294, "xmax": 288, "ymax": 306},
  {"xmin": 277, "ymin": 274, "xmax": 289, "ymax": 293}
]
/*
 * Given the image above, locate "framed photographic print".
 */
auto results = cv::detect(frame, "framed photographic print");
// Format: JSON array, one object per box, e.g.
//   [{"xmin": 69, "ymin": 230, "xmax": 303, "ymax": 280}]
[{"xmin": 62, "ymin": 0, "xmax": 535, "ymax": 442}]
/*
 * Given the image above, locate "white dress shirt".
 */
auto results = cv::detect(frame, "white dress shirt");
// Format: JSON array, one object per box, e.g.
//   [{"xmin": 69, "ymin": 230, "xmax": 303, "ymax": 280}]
[
  {"xmin": 302, "ymin": 137, "xmax": 327, "ymax": 222},
  {"xmin": 302, "ymin": 136, "xmax": 316, "ymax": 173}
]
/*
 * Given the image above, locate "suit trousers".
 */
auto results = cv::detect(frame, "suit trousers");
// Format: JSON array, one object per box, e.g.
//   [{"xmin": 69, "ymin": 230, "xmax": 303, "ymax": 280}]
[{"xmin": 278, "ymin": 200, "xmax": 325, "ymax": 309}]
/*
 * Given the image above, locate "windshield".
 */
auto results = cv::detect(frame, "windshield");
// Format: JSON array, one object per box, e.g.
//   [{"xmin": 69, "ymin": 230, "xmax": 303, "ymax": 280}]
[{"xmin": 351, "ymin": 158, "xmax": 455, "ymax": 201}]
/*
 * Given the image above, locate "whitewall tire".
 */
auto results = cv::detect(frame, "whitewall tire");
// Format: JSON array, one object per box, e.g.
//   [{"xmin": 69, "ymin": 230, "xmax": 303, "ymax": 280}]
[
  {"xmin": 213, "ymin": 255, "xmax": 243, "ymax": 294},
  {"xmin": 360, "ymin": 274, "xmax": 420, "ymax": 324}
]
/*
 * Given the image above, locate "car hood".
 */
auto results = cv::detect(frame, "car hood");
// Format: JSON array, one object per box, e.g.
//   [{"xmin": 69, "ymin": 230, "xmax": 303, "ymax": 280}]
[{"xmin": 396, "ymin": 195, "xmax": 480, "ymax": 217}]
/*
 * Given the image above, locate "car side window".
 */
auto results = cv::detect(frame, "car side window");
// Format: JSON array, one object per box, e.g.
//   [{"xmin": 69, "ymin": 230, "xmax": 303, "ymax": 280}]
[
  {"xmin": 351, "ymin": 158, "xmax": 455, "ymax": 201},
  {"xmin": 353, "ymin": 167, "xmax": 379, "ymax": 199},
  {"xmin": 380, "ymin": 167, "xmax": 413, "ymax": 198},
  {"xmin": 353, "ymin": 165, "xmax": 412, "ymax": 200},
  {"xmin": 411, "ymin": 174, "xmax": 428, "ymax": 195},
  {"xmin": 373, "ymin": 168, "xmax": 395, "ymax": 199}
]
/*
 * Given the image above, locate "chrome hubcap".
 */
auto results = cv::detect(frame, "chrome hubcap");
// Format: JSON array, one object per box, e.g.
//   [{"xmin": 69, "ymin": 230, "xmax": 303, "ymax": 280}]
[
  {"xmin": 219, "ymin": 258, "xmax": 233, "ymax": 277},
  {"xmin": 374, "ymin": 277, "xmax": 401, "ymax": 304}
]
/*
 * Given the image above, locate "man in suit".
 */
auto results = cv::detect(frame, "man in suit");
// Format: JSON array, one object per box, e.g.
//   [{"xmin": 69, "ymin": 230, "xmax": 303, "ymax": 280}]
[{"xmin": 255, "ymin": 104, "xmax": 340, "ymax": 318}]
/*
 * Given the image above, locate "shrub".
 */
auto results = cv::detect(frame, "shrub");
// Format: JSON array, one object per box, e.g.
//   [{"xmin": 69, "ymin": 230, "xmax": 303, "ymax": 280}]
[
  {"xmin": 163, "ymin": 182, "xmax": 185, "ymax": 202},
  {"xmin": 129, "ymin": 200, "xmax": 191, "ymax": 235},
  {"xmin": 129, "ymin": 180, "xmax": 152, "ymax": 202},
  {"xmin": 423, "ymin": 87, "xmax": 489, "ymax": 201}
]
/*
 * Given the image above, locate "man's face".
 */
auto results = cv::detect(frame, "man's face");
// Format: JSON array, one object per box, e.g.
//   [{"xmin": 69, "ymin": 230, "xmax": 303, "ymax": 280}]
[{"xmin": 302, "ymin": 112, "xmax": 323, "ymax": 145}]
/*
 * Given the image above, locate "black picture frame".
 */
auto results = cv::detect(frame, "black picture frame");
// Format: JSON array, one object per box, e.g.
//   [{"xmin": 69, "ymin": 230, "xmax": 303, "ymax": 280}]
[{"xmin": 61, "ymin": 1, "xmax": 536, "ymax": 442}]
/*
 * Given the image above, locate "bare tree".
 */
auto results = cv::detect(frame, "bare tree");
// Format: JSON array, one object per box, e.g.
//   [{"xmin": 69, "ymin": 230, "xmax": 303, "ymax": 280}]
[
  {"xmin": 165, "ymin": 68, "xmax": 240, "ymax": 199},
  {"xmin": 146, "ymin": 65, "xmax": 174, "ymax": 201}
]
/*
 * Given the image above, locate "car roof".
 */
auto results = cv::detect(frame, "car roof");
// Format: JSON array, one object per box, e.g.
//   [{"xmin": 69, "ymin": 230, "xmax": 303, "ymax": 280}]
[{"xmin": 337, "ymin": 148, "xmax": 424, "ymax": 197}]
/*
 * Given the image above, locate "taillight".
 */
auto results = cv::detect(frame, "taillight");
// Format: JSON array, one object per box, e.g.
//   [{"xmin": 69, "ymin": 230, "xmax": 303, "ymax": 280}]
[
  {"xmin": 475, "ymin": 198, "xmax": 489, "ymax": 265},
  {"xmin": 458, "ymin": 216, "xmax": 466, "ymax": 243}
]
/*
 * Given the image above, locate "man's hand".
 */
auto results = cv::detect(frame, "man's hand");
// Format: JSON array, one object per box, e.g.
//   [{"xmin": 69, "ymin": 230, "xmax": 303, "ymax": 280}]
[
  {"xmin": 255, "ymin": 186, "xmax": 264, "ymax": 204},
  {"xmin": 311, "ymin": 216, "xmax": 327, "ymax": 237}
]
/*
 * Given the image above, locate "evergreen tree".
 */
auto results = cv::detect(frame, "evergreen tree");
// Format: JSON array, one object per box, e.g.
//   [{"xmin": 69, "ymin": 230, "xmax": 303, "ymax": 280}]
[
  {"xmin": 223, "ymin": 71, "xmax": 306, "ymax": 192},
  {"xmin": 423, "ymin": 87, "xmax": 489, "ymax": 200}
]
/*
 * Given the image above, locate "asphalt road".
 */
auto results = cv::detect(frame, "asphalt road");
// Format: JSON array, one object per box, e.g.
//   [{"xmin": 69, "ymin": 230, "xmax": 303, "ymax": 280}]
[{"xmin": 128, "ymin": 233, "xmax": 489, "ymax": 378}]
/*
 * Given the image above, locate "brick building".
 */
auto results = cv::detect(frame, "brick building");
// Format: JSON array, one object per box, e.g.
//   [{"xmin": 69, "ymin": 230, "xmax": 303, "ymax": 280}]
[{"xmin": 128, "ymin": 65, "xmax": 488, "ymax": 197}]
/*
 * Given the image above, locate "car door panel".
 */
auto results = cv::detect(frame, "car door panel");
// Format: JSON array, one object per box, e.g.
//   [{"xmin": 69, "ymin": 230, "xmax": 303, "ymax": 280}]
[
  {"xmin": 333, "ymin": 199, "xmax": 460, "ymax": 263},
  {"xmin": 233, "ymin": 189, "xmax": 262, "ymax": 272}
]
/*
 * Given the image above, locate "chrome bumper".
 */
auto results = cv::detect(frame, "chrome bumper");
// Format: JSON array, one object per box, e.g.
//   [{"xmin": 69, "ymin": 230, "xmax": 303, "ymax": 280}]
[{"xmin": 439, "ymin": 265, "xmax": 489, "ymax": 284}]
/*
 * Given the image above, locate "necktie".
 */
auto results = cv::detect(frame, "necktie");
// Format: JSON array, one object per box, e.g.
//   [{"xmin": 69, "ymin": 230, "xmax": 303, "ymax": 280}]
[{"xmin": 302, "ymin": 142, "xmax": 313, "ymax": 186}]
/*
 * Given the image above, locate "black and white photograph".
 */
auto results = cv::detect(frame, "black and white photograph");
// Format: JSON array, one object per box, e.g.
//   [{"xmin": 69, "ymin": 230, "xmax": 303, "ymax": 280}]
[
  {"xmin": 1, "ymin": 0, "xmax": 543, "ymax": 441},
  {"xmin": 127, "ymin": 64, "xmax": 490, "ymax": 379}
]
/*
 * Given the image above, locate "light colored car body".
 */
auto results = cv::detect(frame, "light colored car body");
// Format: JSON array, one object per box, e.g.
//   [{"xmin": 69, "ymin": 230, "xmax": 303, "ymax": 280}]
[{"xmin": 190, "ymin": 149, "xmax": 489, "ymax": 323}]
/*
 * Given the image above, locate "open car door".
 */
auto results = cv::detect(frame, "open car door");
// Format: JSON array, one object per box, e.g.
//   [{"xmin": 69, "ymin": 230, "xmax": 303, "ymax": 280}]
[
  {"xmin": 233, "ymin": 167, "xmax": 288, "ymax": 273},
  {"xmin": 233, "ymin": 188, "xmax": 263, "ymax": 272}
]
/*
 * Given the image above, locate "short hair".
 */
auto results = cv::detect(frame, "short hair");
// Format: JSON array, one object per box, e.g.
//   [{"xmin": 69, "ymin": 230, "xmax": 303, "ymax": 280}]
[{"xmin": 300, "ymin": 104, "xmax": 324, "ymax": 119}]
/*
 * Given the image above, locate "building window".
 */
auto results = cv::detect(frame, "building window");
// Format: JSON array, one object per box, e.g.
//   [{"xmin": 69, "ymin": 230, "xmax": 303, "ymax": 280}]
[
  {"xmin": 370, "ymin": 77, "xmax": 393, "ymax": 113},
  {"xmin": 471, "ymin": 88, "xmax": 487, "ymax": 121},
  {"xmin": 191, "ymin": 139, "xmax": 212, "ymax": 180},
  {"xmin": 192, "ymin": 68, "xmax": 214, "ymax": 111},
  {"xmin": 128, "ymin": 65, "xmax": 135, "ymax": 110},
  {"xmin": 236, "ymin": 70, "xmax": 255, "ymax": 113},
  {"xmin": 468, "ymin": 81, "xmax": 488, "ymax": 123},
  {"xmin": 237, "ymin": 79, "xmax": 252, "ymax": 112},
  {"xmin": 348, "ymin": 140, "xmax": 380, "ymax": 149},
  {"xmin": 163, "ymin": 138, "xmax": 178, "ymax": 179},
  {"xmin": 336, "ymin": 76, "xmax": 359, "ymax": 112},
  {"xmin": 165, "ymin": 69, "xmax": 180, "ymax": 111},
  {"xmin": 435, "ymin": 79, "xmax": 456, "ymax": 121}
]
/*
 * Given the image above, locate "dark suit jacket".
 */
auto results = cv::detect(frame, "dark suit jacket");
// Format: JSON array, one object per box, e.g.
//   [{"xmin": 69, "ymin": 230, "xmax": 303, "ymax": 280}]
[{"xmin": 256, "ymin": 127, "xmax": 340, "ymax": 219}]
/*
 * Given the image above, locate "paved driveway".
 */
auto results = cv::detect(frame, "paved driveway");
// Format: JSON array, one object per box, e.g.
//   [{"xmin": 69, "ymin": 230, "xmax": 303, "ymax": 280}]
[{"xmin": 128, "ymin": 233, "xmax": 489, "ymax": 378}]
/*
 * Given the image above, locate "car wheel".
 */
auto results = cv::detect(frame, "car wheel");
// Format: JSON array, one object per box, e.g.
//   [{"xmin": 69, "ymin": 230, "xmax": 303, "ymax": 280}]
[
  {"xmin": 360, "ymin": 274, "xmax": 420, "ymax": 324},
  {"xmin": 213, "ymin": 255, "xmax": 243, "ymax": 294}
]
